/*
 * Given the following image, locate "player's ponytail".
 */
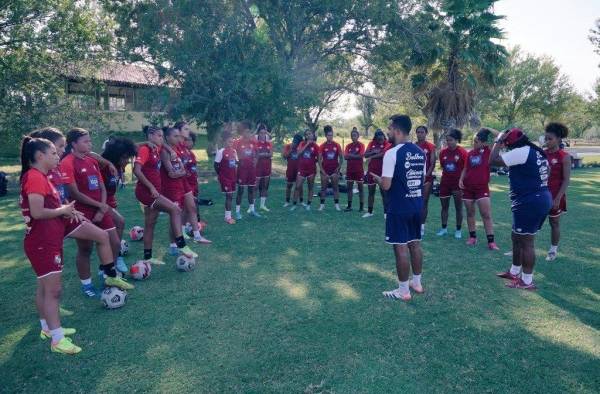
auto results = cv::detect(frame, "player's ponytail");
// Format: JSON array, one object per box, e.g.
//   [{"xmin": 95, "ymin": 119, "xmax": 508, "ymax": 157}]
[
  {"xmin": 20, "ymin": 136, "xmax": 53, "ymax": 182},
  {"xmin": 65, "ymin": 127, "xmax": 89, "ymax": 154},
  {"xmin": 545, "ymin": 122, "xmax": 569, "ymax": 140}
]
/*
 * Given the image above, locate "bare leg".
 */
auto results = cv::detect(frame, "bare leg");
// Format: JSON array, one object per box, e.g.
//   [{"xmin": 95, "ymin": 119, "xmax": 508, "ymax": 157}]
[
  {"xmin": 110, "ymin": 208, "xmax": 125, "ymax": 240},
  {"xmin": 107, "ymin": 229, "xmax": 120, "ymax": 262},
  {"xmin": 357, "ymin": 181, "xmax": 364, "ymax": 209},
  {"xmin": 549, "ymin": 216, "xmax": 560, "ymax": 246},
  {"xmin": 346, "ymin": 180, "xmax": 353, "ymax": 208},
  {"xmin": 453, "ymin": 190, "xmax": 463, "ymax": 229},
  {"xmin": 143, "ymin": 208, "xmax": 159, "ymax": 251},
  {"xmin": 393, "ymin": 244, "xmax": 410, "ymax": 282},
  {"xmin": 39, "ymin": 273, "xmax": 62, "ymax": 331},
  {"xmin": 307, "ymin": 175, "xmax": 316, "ymax": 204},
  {"xmin": 367, "ymin": 184, "xmax": 376, "ymax": 213},
  {"xmin": 70, "ymin": 221, "xmax": 113, "ymax": 265},
  {"xmin": 293, "ymin": 177, "xmax": 304, "ymax": 203},
  {"xmin": 520, "ymin": 234, "xmax": 536, "ymax": 274},
  {"xmin": 477, "ymin": 198, "xmax": 494, "ymax": 237},
  {"xmin": 440, "ymin": 197, "xmax": 450, "ymax": 228},
  {"xmin": 153, "ymin": 195, "xmax": 184, "ymax": 238},
  {"xmin": 421, "ymin": 182, "xmax": 432, "ymax": 224},
  {"xmin": 75, "ymin": 239, "xmax": 93, "ymax": 280},
  {"xmin": 464, "ymin": 199, "xmax": 476, "ymax": 233},
  {"xmin": 236, "ymin": 185, "xmax": 244, "ymax": 207},
  {"xmin": 285, "ymin": 183, "xmax": 293, "ymax": 203},
  {"xmin": 225, "ymin": 193, "xmax": 233, "ymax": 211},
  {"xmin": 408, "ymin": 241, "xmax": 423, "ymax": 275},
  {"xmin": 248, "ymin": 186, "xmax": 255, "ymax": 206},
  {"xmin": 332, "ymin": 174, "xmax": 340, "ymax": 201},
  {"xmin": 319, "ymin": 174, "xmax": 329, "ymax": 204}
]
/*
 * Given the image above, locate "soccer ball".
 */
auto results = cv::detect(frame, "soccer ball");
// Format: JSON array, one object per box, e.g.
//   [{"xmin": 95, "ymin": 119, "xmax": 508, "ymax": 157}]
[
  {"xmin": 120, "ymin": 239, "xmax": 129, "ymax": 256},
  {"xmin": 176, "ymin": 255, "xmax": 196, "ymax": 272},
  {"xmin": 100, "ymin": 287, "xmax": 127, "ymax": 309},
  {"xmin": 130, "ymin": 261, "xmax": 152, "ymax": 280},
  {"xmin": 129, "ymin": 226, "xmax": 144, "ymax": 241}
]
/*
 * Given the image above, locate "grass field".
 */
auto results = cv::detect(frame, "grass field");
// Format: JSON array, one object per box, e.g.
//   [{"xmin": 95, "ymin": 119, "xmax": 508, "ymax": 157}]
[{"xmin": 0, "ymin": 167, "xmax": 599, "ymax": 393}]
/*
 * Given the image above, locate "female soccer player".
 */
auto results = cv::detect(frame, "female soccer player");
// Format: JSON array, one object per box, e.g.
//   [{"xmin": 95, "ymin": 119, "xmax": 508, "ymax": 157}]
[
  {"xmin": 292, "ymin": 129, "xmax": 319, "ymax": 211},
  {"xmin": 133, "ymin": 126, "xmax": 197, "ymax": 264},
  {"xmin": 363, "ymin": 130, "xmax": 391, "ymax": 218},
  {"xmin": 21, "ymin": 136, "xmax": 83, "ymax": 354},
  {"xmin": 437, "ymin": 129, "xmax": 468, "ymax": 238},
  {"xmin": 255, "ymin": 124, "xmax": 273, "ymax": 211},
  {"xmin": 344, "ymin": 129, "xmax": 365, "ymax": 212},
  {"xmin": 492, "ymin": 128, "xmax": 552, "ymax": 290},
  {"xmin": 318, "ymin": 125, "xmax": 343, "ymax": 211},
  {"xmin": 543, "ymin": 122, "xmax": 571, "ymax": 261},
  {"xmin": 415, "ymin": 126, "xmax": 436, "ymax": 235},
  {"xmin": 214, "ymin": 131, "xmax": 238, "ymax": 224},
  {"xmin": 282, "ymin": 134, "xmax": 303, "ymax": 207},
  {"xmin": 234, "ymin": 121, "xmax": 261, "ymax": 218},
  {"xmin": 459, "ymin": 128, "xmax": 499, "ymax": 250},
  {"xmin": 62, "ymin": 129, "xmax": 135, "ymax": 291},
  {"xmin": 29, "ymin": 128, "xmax": 125, "ymax": 298}
]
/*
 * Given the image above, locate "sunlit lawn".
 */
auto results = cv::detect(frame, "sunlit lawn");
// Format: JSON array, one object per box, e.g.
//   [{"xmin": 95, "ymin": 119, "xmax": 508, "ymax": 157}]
[{"xmin": 0, "ymin": 166, "xmax": 599, "ymax": 393}]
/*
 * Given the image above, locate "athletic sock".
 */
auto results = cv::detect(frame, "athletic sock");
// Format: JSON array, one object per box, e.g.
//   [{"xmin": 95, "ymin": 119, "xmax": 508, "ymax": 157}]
[
  {"xmin": 102, "ymin": 262, "xmax": 117, "ymax": 278},
  {"xmin": 334, "ymin": 199, "xmax": 339, "ymax": 204},
  {"xmin": 260, "ymin": 197, "xmax": 266, "ymax": 207},
  {"xmin": 549, "ymin": 245, "xmax": 558, "ymax": 253},
  {"xmin": 225, "ymin": 211, "xmax": 232, "ymax": 220},
  {"xmin": 175, "ymin": 236, "xmax": 186, "ymax": 248},
  {"xmin": 300, "ymin": 198, "xmax": 304, "ymax": 203},
  {"xmin": 486, "ymin": 234, "xmax": 495, "ymax": 243},
  {"xmin": 40, "ymin": 319, "xmax": 48, "ymax": 331},
  {"xmin": 80, "ymin": 278, "xmax": 92, "ymax": 286},
  {"xmin": 368, "ymin": 206, "xmax": 373, "ymax": 214},
  {"xmin": 320, "ymin": 198, "xmax": 325, "ymax": 204},
  {"xmin": 286, "ymin": 197, "xmax": 290, "ymax": 203},
  {"xmin": 50, "ymin": 327, "xmax": 64, "ymax": 344},
  {"xmin": 456, "ymin": 225, "xmax": 462, "ymax": 230},
  {"xmin": 421, "ymin": 224, "xmax": 425, "ymax": 233},
  {"xmin": 347, "ymin": 201, "xmax": 352, "ymax": 208},
  {"xmin": 398, "ymin": 280, "xmax": 410, "ymax": 295},
  {"xmin": 143, "ymin": 249, "xmax": 152, "ymax": 260},
  {"xmin": 412, "ymin": 274, "xmax": 422, "ymax": 287},
  {"xmin": 293, "ymin": 201, "xmax": 297, "ymax": 205},
  {"xmin": 469, "ymin": 231, "xmax": 476, "ymax": 238},
  {"xmin": 510, "ymin": 264, "xmax": 521, "ymax": 276},
  {"xmin": 307, "ymin": 201, "xmax": 311, "ymax": 205},
  {"xmin": 118, "ymin": 251, "xmax": 123, "ymax": 257},
  {"xmin": 249, "ymin": 203, "xmax": 255, "ymax": 212},
  {"xmin": 236, "ymin": 205, "xmax": 241, "ymax": 213},
  {"xmin": 521, "ymin": 272, "xmax": 533, "ymax": 285},
  {"xmin": 442, "ymin": 224, "xmax": 447, "ymax": 229}
]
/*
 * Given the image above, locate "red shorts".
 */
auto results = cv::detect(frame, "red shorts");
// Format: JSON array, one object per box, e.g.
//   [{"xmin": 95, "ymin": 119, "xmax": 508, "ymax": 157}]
[
  {"xmin": 24, "ymin": 240, "xmax": 63, "ymax": 278},
  {"xmin": 461, "ymin": 185, "xmax": 490, "ymax": 200},
  {"xmin": 549, "ymin": 194, "xmax": 567, "ymax": 217},
  {"xmin": 220, "ymin": 177, "xmax": 237, "ymax": 193},
  {"xmin": 163, "ymin": 187, "xmax": 185, "ymax": 208},
  {"xmin": 298, "ymin": 166, "xmax": 316, "ymax": 178},
  {"xmin": 346, "ymin": 168, "xmax": 364, "ymax": 182},
  {"xmin": 256, "ymin": 162, "xmax": 272, "ymax": 178},
  {"xmin": 64, "ymin": 217, "xmax": 83, "ymax": 238},
  {"xmin": 286, "ymin": 164, "xmax": 299, "ymax": 183},
  {"xmin": 322, "ymin": 165, "xmax": 338, "ymax": 176},
  {"xmin": 439, "ymin": 179, "xmax": 461, "ymax": 198},
  {"xmin": 237, "ymin": 165, "xmax": 256, "ymax": 186},
  {"xmin": 107, "ymin": 194, "xmax": 117, "ymax": 209},
  {"xmin": 183, "ymin": 179, "xmax": 192, "ymax": 194},
  {"xmin": 79, "ymin": 206, "xmax": 116, "ymax": 230},
  {"xmin": 135, "ymin": 184, "xmax": 158, "ymax": 208}
]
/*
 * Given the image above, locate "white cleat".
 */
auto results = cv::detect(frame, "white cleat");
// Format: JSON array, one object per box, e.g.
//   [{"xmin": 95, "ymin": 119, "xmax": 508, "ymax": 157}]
[
  {"xmin": 290, "ymin": 205, "xmax": 297, "ymax": 211},
  {"xmin": 362, "ymin": 212, "xmax": 374, "ymax": 218},
  {"xmin": 335, "ymin": 205, "xmax": 341, "ymax": 211},
  {"xmin": 382, "ymin": 288, "xmax": 411, "ymax": 301},
  {"xmin": 283, "ymin": 202, "xmax": 290, "ymax": 208},
  {"xmin": 318, "ymin": 204, "xmax": 325, "ymax": 211}
]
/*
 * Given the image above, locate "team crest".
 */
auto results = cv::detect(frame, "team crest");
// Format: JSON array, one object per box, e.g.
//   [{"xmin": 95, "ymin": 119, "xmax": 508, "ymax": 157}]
[{"xmin": 54, "ymin": 255, "xmax": 62, "ymax": 265}]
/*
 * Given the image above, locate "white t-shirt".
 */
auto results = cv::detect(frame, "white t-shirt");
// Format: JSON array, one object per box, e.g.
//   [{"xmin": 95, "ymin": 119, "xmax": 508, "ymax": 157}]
[{"xmin": 501, "ymin": 146, "xmax": 530, "ymax": 167}]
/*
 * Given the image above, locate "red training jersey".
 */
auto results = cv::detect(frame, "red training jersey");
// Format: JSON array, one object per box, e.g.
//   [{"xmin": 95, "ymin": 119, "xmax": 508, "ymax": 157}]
[
  {"xmin": 47, "ymin": 165, "xmax": 71, "ymax": 203},
  {"xmin": 545, "ymin": 148, "xmax": 569, "ymax": 193},
  {"xmin": 298, "ymin": 141, "xmax": 319, "ymax": 173},
  {"xmin": 416, "ymin": 140, "xmax": 436, "ymax": 172},
  {"xmin": 215, "ymin": 147, "xmax": 238, "ymax": 181},
  {"xmin": 366, "ymin": 140, "xmax": 391, "ymax": 175},
  {"xmin": 100, "ymin": 165, "xmax": 119, "ymax": 208},
  {"xmin": 319, "ymin": 141, "xmax": 342, "ymax": 173},
  {"xmin": 20, "ymin": 168, "xmax": 65, "ymax": 250},
  {"xmin": 344, "ymin": 141, "xmax": 365, "ymax": 173},
  {"xmin": 439, "ymin": 146, "xmax": 468, "ymax": 183},
  {"xmin": 160, "ymin": 145, "xmax": 187, "ymax": 194},
  {"xmin": 234, "ymin": 138, "xmax": 257, "ymax": 169},
  {"xmin": 256, "ymin": 139, "xmax": 272, "ymax": 168},
  {"xmin": 60, "ymin": 153, "xmax": 104, "ymax": 211},
  {"xmin": 463, "ymin": 146, "xmax": 491, "ymax": 187},
  {"xmin": 135, "ymin": 144, "xmax": 162, "ymax": 189}
]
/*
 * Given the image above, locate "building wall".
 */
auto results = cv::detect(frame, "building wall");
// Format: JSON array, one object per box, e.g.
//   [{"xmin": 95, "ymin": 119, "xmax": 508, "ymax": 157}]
[{"xmin": 101, "ymin": 111, "xmax": 202, "ymax": 134}]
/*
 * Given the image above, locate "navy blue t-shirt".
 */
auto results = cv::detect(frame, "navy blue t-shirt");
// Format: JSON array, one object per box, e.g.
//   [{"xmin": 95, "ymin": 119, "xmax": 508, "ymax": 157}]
[{"xmin": 382, "ymin": 143, "xmax": 426, "ymax": 215}]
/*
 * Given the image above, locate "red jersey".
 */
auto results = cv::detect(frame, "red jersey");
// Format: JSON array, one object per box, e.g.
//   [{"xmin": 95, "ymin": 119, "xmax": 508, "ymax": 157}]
[
  {"xmin": 101, "ymin": 165, "xmax": 119, "ymax": 208},
  {"xmin": 344, "ymin": 141, "xmax": 365, "ymax": 173},
  {"xmin": 160, "ymin": 145, "xmax": 187, "ymax": 194},
  {"xmin": 186, "ymin": 149, "xmax": 199, "ymax": 190},
  {"xmin": 545, "ymin": 148, "xmax": 569, "ymax": 193},
  {"xmin": 47, "ymin": 165, "xmax": 71, "ymax": 203},
  {"xmin": 20, "ymin": 168, "xmax": 65, "ymax": 250},
  {"xmin": 135, "ymin": 144, "xmax": 162, "ymax": 189},
  {"xmin": 215, "ymin": 147, "xmax": 238, "ymax": 181},
  {"xmin": 256, "ymin": 140, "xmax": 272, "ymax": 167},
  {"xmin": 463, "ymin": 146, "xmax": 491, "ymax": 187},
  {"xmin": 319, "ymin": 141, "xmax": 342, "ymax": 173},
  {"xmin": 416, "ymin": 140, "xmax": 436, "ymax": 171},
  {"xmin": 439, "ymin": 146, "xmax": 468, "ymax": 183},
  {"xmin": 60, "ymin": 153, "xmax": 104, "ymax": 211},
  {"xmin": 234, "ymin": 138, "xmax": 257, "ymax": 169},
  {"xmin": 283, "ymin": 144, "xmax": 300, "ymax": 164},
  {"xmin": 298, "ymin": 141, "xmax": 319, "ymax": 173},
  {"xmin": 366, "ymin": 140, "xmax": 391, "ymax": 175}
]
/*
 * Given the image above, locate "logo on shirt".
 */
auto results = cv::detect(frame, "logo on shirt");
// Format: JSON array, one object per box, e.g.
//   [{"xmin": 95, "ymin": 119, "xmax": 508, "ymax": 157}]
[
  {"xmin": 303, "ymin": 150, "xmax": 312, "ymax": 159},
  {"xmin": 54, "ymin": 254, "xmax": 62, "ymax": 266},
  {"xmin": 228, "ymin": 159, "xmax": 237, "ymax": 168},
  {"xmin": 470, "ymin": 155, "xmax": 482, "ymax": 166},
  {"xmin": 445, "ymin": 163, "xmax": 456, "ymax": 172},
  {"xmin": 87, "ymin": 175, "xmax": 99, "ymax": 191},
  {"xmin": 326, "ymin": 152, "xmax": 335, "ymax": 160}
]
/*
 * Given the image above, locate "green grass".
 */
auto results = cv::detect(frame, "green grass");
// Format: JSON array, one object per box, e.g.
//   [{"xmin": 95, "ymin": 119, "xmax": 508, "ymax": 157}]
[{"xmin": 1, "ymin": 168, "xmax": 599, "ymax": 393}]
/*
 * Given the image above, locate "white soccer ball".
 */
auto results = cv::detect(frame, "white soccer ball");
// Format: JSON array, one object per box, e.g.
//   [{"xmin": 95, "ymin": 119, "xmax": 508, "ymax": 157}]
[
  {"xmin": 100, "ymin": 286, "xmax": 127, "ymax": 309},
  {"xmin": 129, "ymin": 261, "xmax": 152, "ymax": 280},
  {"xmin": 120, "ymin": 239, "xmax": 129, "ymax": 256},
  {"xmin": 129, "ymin": 226, "xmax": 144, "ymax": 241},
  {"xmin": 176, "ymin": 255, "xmax": 196, "ymax": 272}
]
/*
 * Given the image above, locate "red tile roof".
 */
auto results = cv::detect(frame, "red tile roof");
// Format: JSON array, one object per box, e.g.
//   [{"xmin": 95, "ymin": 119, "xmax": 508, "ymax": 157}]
[{"xmin": 65, "ymin": 62, "xmax": 178, "ymax": 87}]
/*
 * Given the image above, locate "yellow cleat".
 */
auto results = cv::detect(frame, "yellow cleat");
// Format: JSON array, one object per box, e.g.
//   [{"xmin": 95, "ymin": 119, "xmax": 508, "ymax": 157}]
[
  {"xmin": 178, "ymin": 245, "xmax": 198, "ymax": 259},
  {"xmin": 51, "ymin": 337, "xmax": 82, "ymax": 355},
  {"xmin": 145, "ymin": 258, "xmax": 165, "ymax": 265},
  {"xmin": 40, "ymin": 328, "xmax": 76, "ymax": 340},
  {"xmin": 105, "ymin": 276, "xmax": 135, "ymax": 290}
]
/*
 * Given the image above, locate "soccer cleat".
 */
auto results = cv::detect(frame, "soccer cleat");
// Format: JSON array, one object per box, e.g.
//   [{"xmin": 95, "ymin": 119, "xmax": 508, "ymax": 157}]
[
  {"xmin": 193, "ymin": 236, "xmax": 212, "ymax": 244},
  {"xmin": 178, "ymin": 245, "xmax": 198, "ymax": 259},
  {"xmin": 506, "ymin": 277, "xmax": 537, "ymax": 291},
  {"xmin": 488, "ymin": 242, "xmax": 500, "ymax": 251},
  {"xmin": 301, "ymin": 202, "xmax": 308, "ymax": 207},
  {"xmin": 224, "ymin": 217, "xmax": 236, "ymax": 225},
  {"xmin": 546, "ymin": 251, "xmax": 557, "ymax": 261},
  {"xmin": 382, "ymin": 288, "xmax": 411, "ymax": 301},
  {"xmin": 343, "ymin": 207, "xmax": 353, "ymax": 212},
  {"xmin": 115, "ymin": 257, "xmax": 128, "ymax": 273},
  {"xmin": 496, "ymin": 270, "xmax": 519, "ymax": 280},
  {"xmin": 51, "ymin": 337, "xmax": 82, "ymax": 355},
  {"xmin": 454, "ymin": 230, "xmax": 462, "ymax": 239},
  {"xmin": 168, "ymin": 245, "xmax": 179, "ymax": 256},
  {"xmin": 81, "ymin": 283, "xmax": 99, "ymax": 298},
  {"xmin": 362, "ymin": 212, "xmax": 374, "ymax": 218},
  {"xmin": 335, "ymin": 205, "xmax": 341, "ymax": 211},
  {"xmin": 305, "ymin": 205, "xmax": 311, "ymax": 211},
  {"xmin": 41, "ymin": 328, "xmax": 76, "ymax": 340},
  {"xmin": 145, "ymin": 258, "xmax": 165, "ymax": 265},
  {"xmin": 249, "ymin": 210, "xmax": 263, "ymax": 218},
  {"xmin": 503, "ymin": 250, "xmax": 513, "ymax": 257},
  {"xmin": 318, "ymin": 204, "xmax": 325, "ymax": 211},
  {"xmin": 260, "ymin": 205, "xmax": 270, "ymax": 212},
  {"xmin": 235, "ymin": 211, "xmax": 243, "ymax": 220},
  {"xmin": 466, "ymin": 237, "xmax": 477, "ymax": 246},
  {"xmin": 289, "ymin": 205, "xmax": 297, "ymax": 211},
  {"xmin": 409, "ymin": 281, "xmax": 424, "ymax": 294},
  {"xmin": 436, "ymin": 228, "xmax": 448, "ymax": 236},
  {"xmin": 182, "ymin": 229, "xmax": 192, "ymax": 240},
  {"xmin": 283, "ymin": 202, "xmax": 290, "ymax": 208},
  {"xmin": 105, "ymin": 276, "xmax": 135, "ymax": 290}
]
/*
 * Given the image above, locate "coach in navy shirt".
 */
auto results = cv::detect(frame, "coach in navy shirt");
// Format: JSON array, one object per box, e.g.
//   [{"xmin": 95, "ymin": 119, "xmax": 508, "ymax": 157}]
[{"xmin": 371, "ymin": 115, "xmax": 426, "ymax": 301}]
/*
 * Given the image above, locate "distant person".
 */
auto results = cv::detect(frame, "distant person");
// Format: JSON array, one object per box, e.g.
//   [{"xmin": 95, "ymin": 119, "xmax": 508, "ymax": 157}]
[
  {"xmin": 363, "ymin": 129, "xmax": 391, "ymax": 218},
  {"xmin": 437, "ymin": 129, "xmax": 468, "ymax": 238},
  {"xmin": 415, "ymin": 125, "xmax": 436, "ymax": 236},
  {"xmin": 543, "ymin": 122, "xmax": 571, "ymax": 261},
  {"xmin": 282, "ymin": 134, "xmax": 303, "ymax": 207},
  {"xmin": 344, "ymin": 128, "xmax": 365, "ymax": 212},
  {"xmin": 318, "ymin": 125, "xmax": 343, "ymax": 211},
  {"xmin": 234, "ymin": 121, "xmax": 261, "ymax": 218},
  {"xmin": 492, "ymin": 128, "xmax": 551, "ymax": 290},
  {"xmin": 214, "ymin": 131, "xmax": 239, "ymax": 224},
  {"xmin": 370, "ymin": 115, "xmax": 426, "ymax": 301},
  {"xmin": 291, "ymin": 129, "xmax": 319, "ymax": 211},
  {"xmin": 255, "ymin": 123, "xmax": 273, "ymax": 212}
]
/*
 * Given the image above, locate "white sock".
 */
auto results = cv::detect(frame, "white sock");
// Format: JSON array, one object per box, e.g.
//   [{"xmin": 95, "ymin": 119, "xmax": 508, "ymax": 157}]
[
  {"xmin": 335, "ymin": 203, "xmax": 340, "ymax": 208},
  {"xmin": 249, "ymin": 203, "xmax": 255, "ymax": 212},
  {"xmin": 421, "ymin": 224, "xmax": 425, "ymax": 232},
  {"xmin": 549, "ymin": 245, "xmax": 558, "ymax": 253},
  {"xmin": 40, "ymin": 319, "xmax": 48, "ymax": 331},
  {"xmin": 170, "ymin": 242, "xmax": 177, "ymax": 248},
  {"xmin": 412, "ymin": 274, "xmax": 422, "ymax": 287},
  {"xmin": 193, "ymin": 230, "xmax": 201, "ymax": 239},
  {"xmin": 80, "ymin": 278, "xmax": 92, "ymax": 286},
  {"xmin": 236, "ymin": 205, "xmax": 241, "ymax": 213},
  {"xmin": 260, "ymin": 197, "xmax": 266, "ymax": 207},
  {"xmin": 398, "ymin": 280, "xmax": 410, "ymax": 294},
  {"xmin": 50, "ymin": 327, "xmax": 64, "ymax": 344},
  {"xmin": 225, "ymin": 211, "xmax": 232, "ymax": 220},
  {"xmin": 510, "ymin": 264, "xmax": 521, "ymax": 276},
  {"xmin": 521, "ymin": 272, "xmax": 533, "ymax": 285}
]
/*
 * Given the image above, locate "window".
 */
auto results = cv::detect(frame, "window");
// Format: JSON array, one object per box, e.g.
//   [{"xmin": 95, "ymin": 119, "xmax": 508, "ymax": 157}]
[{"xmin": 109, "ymin": 96, "xmax": 126, "ymax": 111}]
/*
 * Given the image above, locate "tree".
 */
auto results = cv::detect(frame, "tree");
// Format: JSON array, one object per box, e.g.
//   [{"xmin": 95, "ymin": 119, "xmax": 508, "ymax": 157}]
[
  {"xmin": 590, "ymin": 18, "xmax": 600, "ymax": 62},
  {"xmin": 357, "ymin": 95, "xmax": 376, "ymax": 136}
]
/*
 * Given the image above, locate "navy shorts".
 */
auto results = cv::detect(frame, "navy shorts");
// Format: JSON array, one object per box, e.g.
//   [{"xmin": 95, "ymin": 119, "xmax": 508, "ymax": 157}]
[
  {"xmin": 512, "ymin": 191, "xmax": 552, "ymax": 235},
  {"xmin": 385, "ymin": 211, "xmax": 422, "ymax": 245}
]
